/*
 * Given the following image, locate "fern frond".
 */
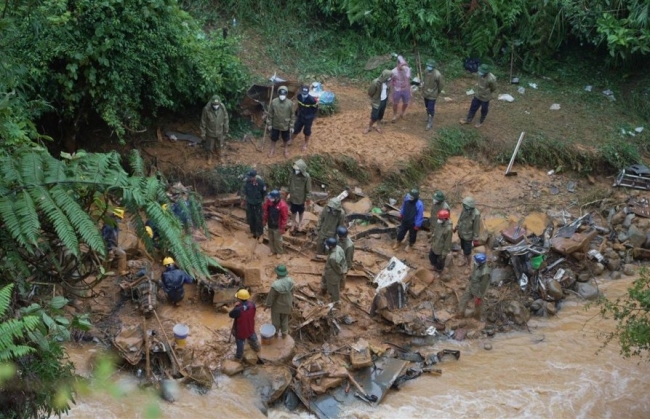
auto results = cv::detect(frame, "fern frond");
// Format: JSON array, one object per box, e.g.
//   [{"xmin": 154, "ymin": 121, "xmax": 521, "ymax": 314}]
[
  {"xmin": 0, "ymin": 196, "xmax": 33, "ymax": 251},
  {"xmin": 0, "ymin": 345, "xmax": 35, "ymax": 362},
  {"xmin": 0, "ymin": 284, "xmax": 13, "ymax": 317},
  {"xmin": 14, "ymin": 190, "xmax": 41, "ymax": 248},
  {"xmin": 29, "ymin": 186, "xmax": 79, "ymax": 257},
  {"xmin": 129, "ymin": 149, "xmax": 145, "ymax": 177},
  {"xmin": 19, "ymin": 148, "xmax": 45, "ymax": 185},
  {"xmin": 50, "ymin": 185, "xmax": 106, "ymax": 256}
]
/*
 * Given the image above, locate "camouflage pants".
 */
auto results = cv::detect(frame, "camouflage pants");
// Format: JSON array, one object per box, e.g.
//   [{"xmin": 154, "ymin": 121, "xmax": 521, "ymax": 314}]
[
  {"xmin": 458, "ymin": 289, "xmax": 484, "ymax": 318},
  {"xmin": 204, "ymin": 135, "xmax": 224, "ymax": 156},
  {"xmin": 271, "ymin": 310, "xmax": 289, "ymax": 334},
  {"xmin": 321, "ymin": 275, "xmax": 342, "ymax": 302},
  {"xmin": 268, "ymin": 228, "xmax": 284, "ymax": 254}
]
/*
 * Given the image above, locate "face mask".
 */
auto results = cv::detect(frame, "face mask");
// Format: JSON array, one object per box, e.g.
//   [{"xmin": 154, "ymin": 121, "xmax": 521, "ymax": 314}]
[
  {"xmin": 279, "ymin": 94, "xmax": 287, "ymax": 101},
  {"xmin": 301, "ymin": 93, "xmax": 308, "ymax": 99},
  {"xmin": 463, "ymin": 205, "xmax": 470, "ymax": 211},
  {"xmin": 409, "ymin": 196, "xmax": 416, "ymax": 201},
  {"xmin": 433, "ymin": 199, "xmax": 440, "ymax": 204},
  {"xmin": 212, "ymin": 104, "xmax": 219, "ymax": 110},
  {"xmin": 327, "ymin": 207, "xmax": 332, "ymax": 213},
  {"xmin": 426, "ymin": 66, "xmax": 433, "ymax": 72},
  {"xmin": 294, "ymin": 169, "xmax": 300, "ymax": 175},
  {"xmin": 324, "ymin": 245, "xmax": 330, "ymax": 251},
  {"xmin": 437, "ymin": 219, "xmax": 444, "ymax": 224},
  {"xmin": 274, "ymin": 198, "xmax": 280, "ymax": 203}
]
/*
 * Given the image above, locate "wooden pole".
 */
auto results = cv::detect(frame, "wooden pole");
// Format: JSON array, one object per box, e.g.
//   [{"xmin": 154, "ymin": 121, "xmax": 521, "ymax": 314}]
[
  {"xmin": 152, "ymin": 309, "xmax": 187, "ymax": 377},
  {"xmin": 505, "ymin": 132, "xmax": 526, "ymax": 176},
  {"xmin": 143, "ymin": 317, "xmax": 152, "ymax": 381},
  {"xmin": 509, "ymin": 46, "xmax": 514, "ymax": 83},
  {"xmin": 260, "ymin": 72, "xmax": 277, "ymax": 152}
]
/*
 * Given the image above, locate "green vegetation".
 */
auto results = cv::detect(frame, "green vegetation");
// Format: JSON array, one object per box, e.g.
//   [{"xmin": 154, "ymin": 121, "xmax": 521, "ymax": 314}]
[{"xmin": 598, "ymin": 269, "xmax": 650, "ymax": 360}]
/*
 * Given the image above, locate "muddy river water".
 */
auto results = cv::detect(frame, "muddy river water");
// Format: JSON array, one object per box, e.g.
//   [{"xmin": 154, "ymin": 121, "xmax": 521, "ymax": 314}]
[{"xmin": 62, "ymin": 276, "xmax": 650, "ymax": 419}]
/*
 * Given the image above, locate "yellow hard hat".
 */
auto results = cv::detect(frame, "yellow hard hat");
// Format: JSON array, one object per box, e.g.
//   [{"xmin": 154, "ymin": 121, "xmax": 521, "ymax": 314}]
[
  {"xmin": 145, "ymin": 226, "xmax": 153, "ymax": 238},
  {"xmin": 162, "ymin": 257, "xmax": 175, "ymax": 266},
  {"xmin": 162, "ymin": 204, "xmax": 169, "ymax": 211},
  {"xmin": 112, "ymin": 208, "xmax": 125, "ymax": 219},
  {"xmin": 235, "ymin": 289, "xmax": 250, "ymax": 300}
]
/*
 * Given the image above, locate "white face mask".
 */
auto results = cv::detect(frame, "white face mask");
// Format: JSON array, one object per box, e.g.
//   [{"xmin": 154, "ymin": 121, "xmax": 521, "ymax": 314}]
[
  {"xmin": 279, "ymin": 94, "xmax": 287, "ymax": 101},
  {"xmin": 437, "ymin": 219, "xmax": 444, "ymax": 224},
  {"xmin": 212, "ymin": 104, "xmax": 220, "ymax": 110},
  {"xmin": 294, "ymin": 169, "xmax": 300, "ymax": 175}
]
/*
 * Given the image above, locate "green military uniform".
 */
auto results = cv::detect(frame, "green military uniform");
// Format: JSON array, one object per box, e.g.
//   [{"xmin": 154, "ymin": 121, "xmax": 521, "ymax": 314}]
[
  {"xmin": 288, "ymin": 159, "xmax": 311, "ymax": 205},
  {"xmin": 241, "ymin": 174, "xmax": 266, "ymax": 238},
  {"xmin": 458, "ymin": 262, "xmax": 491, "ymax": 317},
  {"xmin": 267, "ymin": 96, "xmax": 295, "ymax": 132},
  {"xmin": 316, "ymin": 199, "xmax": 346, "ymax": 254},
  {"xmin": 321, "ymin": 245, "xmax": 347, "ymax": 302},
  {"xmin": 265, "ymin": 270, "xmax": 294, "ymax": 335},
  {"xmin": 457, "ymin": 199, "xmax": 481, "ymax": 242},
  {"xmin": 422, "ymin": 69, "xmax": 444, "ymax": 100},
  {"xmin": 338, "ymin": 236, "xmax": 354, "ymax": 289},
  {"xmin": 475, "ymin": 73, "xmax": 497, "ymax": 102},
  {"xmin": 199, "ymin": 95, "xmax": 229, "ymax": 159},
  {"xmin": 430, "ymin": 220, "xmax": 452, "ymax": 258},
  {"xmin": 368, "ymin": 69, "xmax": 393, "ymax": 109}
]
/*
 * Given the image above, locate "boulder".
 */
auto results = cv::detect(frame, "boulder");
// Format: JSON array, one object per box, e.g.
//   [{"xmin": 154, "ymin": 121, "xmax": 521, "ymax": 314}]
[
  {"xmin": 593, "ymin": 263, "xmax": 605, "ymax": 276},
  {"xmin": 546, "ymin": 280, "xmax": 564, "ymax": 301},
  {"xmin": 551, "ymin": 229, "xmax": 598, "ymax": 255},
  {"xmin": 221, "ymin": 360, "xmax": 244, "ymax": 376},
  {"xmin": 623, "ymin": 213, "xmax": 636, "ymax": 228},
  {"xmin": 484, "ymin": 343, "xmax": 493, "ymax": 351},
  {"xmin": 623, "ymin": 264, "xmax": 636, "ymax": 276},
  {"xmin": 609, "ymin": 271, "xmax": 622, "ymax": 280},
  {"xmin": 259, "ymin": 334, "xmax": 296, "ymax": 365},
  {"xmin": 610, "ymin": 210, "xmax": 626, "ymax": 226},
  {"xmin": 576, "ymin": 282, "xmax": 599, "ymax": 301},
  {"xmin": 491, "ymin": 266, "xmax": 515, "ymax": 286},
  {"xmin": 627, "ymin": 225, "xmax": 646, "ymax": 248},
  {"xmin": 606, "ymin": 257, "xmax": 621, "ymax": 271},
  {"xmin": 577, "ymin": 273, "xmax": 590, "ymax": 283},
  {"xmin": 617, "ymin": 231, "xmax": 628, "ymax": 243},
  {"xmin": 342, "ymin": 197, "xmax": 373, "ymax": 214},
  {"xmin": 243, "ymin": 365, "xmax": 292, "ymax": 404},
  {"xmin": 643, "ymin": 232, "xmax": 650, "ymax": 249},
  {"xmin": 504, "ymin": 300, "xmax": 530, "ymax": 325},
  {"xmin": 545, "ymin": 302, "xmax": 557, "ymax": 316},
  {"xmin": 636, "ymin": 218, "xmax": 650, "ymax": 230},
  {"xmin": 530, "ymin": 299, "xmax": 544, "ymax": 313}
]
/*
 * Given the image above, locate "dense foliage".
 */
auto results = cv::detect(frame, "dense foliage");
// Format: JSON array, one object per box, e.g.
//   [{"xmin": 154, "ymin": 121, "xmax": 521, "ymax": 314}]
[
  {"xmin": 4, "ymin": 0, "xmax": 247, "ymax": 145},
  {"xmin": 599, "ymin": 270, "xmax": 650, "ymax": 360}
]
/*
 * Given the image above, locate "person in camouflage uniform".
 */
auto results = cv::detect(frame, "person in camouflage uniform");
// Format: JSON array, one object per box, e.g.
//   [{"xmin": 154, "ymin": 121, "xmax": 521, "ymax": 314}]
[
  {"xmin": 320, "ymin": 238, "xmax": 347, "ymax": 303},
  {"xmin": 431, "ymin": 190, "xmax": 451, "ymax": 218},
  {"xmin": 420, "ymin": 60, "xmax": 444, "ymax": 131},
  {"xmin": 460, "ymin": 64, "xmax": 497, "ymax": 128},
  {"xmin": 266, "ymin": 85, "xmax": 295, "ymax": 158},
  {"xmin": 288, "ymin": 159, "xmax": 312, "ymax": 233},
  {"xmin": 458, "ymin": 253, "xmax": 491, "ymax": 318},
  {"xmin": 454, "ymin": 196, "xmax": 481, "ymax": 273},
  {"xmin": 336, "ymin": 226, "xmax": 355, "ymax": 289},
  {"xmin": 200, "ymin": 95, "xmax": 229, "ymax": 163},
  {"xmin": 364, "ymin": 69, "xmax": 392, "ymax": 134},
  {"xmin": 429, "ymin": 209, "xmax": 452, "ymax": 273},
  {"xmin": 316, "ymin": 198, "xmax": 346, "ymax": 254},
  {"xmin": 265, "ymin": 265, "xmax": 294, "ymax": 338}
]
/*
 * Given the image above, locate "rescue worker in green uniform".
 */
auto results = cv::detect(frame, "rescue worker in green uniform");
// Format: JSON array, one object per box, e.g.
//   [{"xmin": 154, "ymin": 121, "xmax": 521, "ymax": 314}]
[
  {"xmin": 320, "ymin": 237, "xmax": 348, "ymax": 303},
  {"xmin": 265, "ymin": 265, "xmax": 294, "ymax": 338},
  {"xmin": 199, "ymin": 95, "xmax": 229, "ymax": 163},
  {"xmin": 364, "ymin": 69, "xmax": 393, "ymax": 134},
  {"xmin": 267, "ymin": 85, "xmax": 295, "ymax": 158},
  {"xmin": 460, "ymin": 64, "xmax": 497, "ymax": 128},
  {"xmin": 336, "ymin": 226, "xmax": 355, "ymax": 290},
  {"xmin": 454, "ymin": 196, "xmax": 481, "ymax": 273},
  {"xmin": 287, "ymin": 159, "xmax": 312, "ymax": 233},
  {"xmin": 240, "ymin": 169, "xmax": 267, "ymax": 242},
  {"xmin": 316, "ymin": 198, "xmax": 346, "ymax": 254},
  {"xmin": 431, "ymin": 190, "xmax": 451, "ymax": 218},
  {"xmin": 420, "ymin": 60, "xmax": 444, "ymax": 131},
  {"xmin": 458, "ymin": 253, "xmax": 491, "ymax": 319},
  {"xmin": 429, "ymin": 209, "xmax": 453, "ymax": 274}
]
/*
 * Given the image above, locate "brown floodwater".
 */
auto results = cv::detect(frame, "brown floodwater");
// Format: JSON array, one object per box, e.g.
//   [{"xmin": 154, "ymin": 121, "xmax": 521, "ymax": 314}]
[{"xmin": 62, "ymin": 276, "xmax": 650, "ymax": 419}]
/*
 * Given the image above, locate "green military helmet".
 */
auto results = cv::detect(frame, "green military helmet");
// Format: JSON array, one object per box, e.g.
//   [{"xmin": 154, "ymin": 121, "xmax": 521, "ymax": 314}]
[
  {"xmin": 275, "ymin": 264, "xmax": 288, "ymax": 277},
  {"xmin": 433, "ymin": 191, "xmax": 445, "ymax": 202},
  {"xmin": 211, "ymin": 95, "xmax": 221, "ymax": 104},
  {"xmin": 380, "ymin": 69, "xmax": 393, "ymax": 82},
  {"xmin": 426, "ymin": 59, "xmax": 436, "ymax": 68},
  {"xmin": 462, "ymin": 196, "xmax": 476, "ymax": 209},
  {"xmin": 327, "ymin": 198, "xmax": 342, "ymax": 211},
  {"xmin": 478, "ymin": 64, "xmax": 490, "ymax": 76},
  {"xmin": 278, "ymin": 85, "xmax": 288, "ymax": 95},
  {"xmin": 409, "ymin": 188, "xmax": 420, "ymax": 200}
]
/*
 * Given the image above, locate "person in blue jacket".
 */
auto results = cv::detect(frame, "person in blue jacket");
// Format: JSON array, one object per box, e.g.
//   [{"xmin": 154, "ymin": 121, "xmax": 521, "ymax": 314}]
[
  {"xmin": 160, "ymin": 257, "xmax": 194, "ymax": 306},
  {"xmin": 392, "ymin": 189, "xmax": 424, "ymax": 252}
]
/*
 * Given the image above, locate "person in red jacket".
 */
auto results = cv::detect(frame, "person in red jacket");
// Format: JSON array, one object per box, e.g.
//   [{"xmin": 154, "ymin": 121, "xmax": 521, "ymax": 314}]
[
  {"xmin": 229, "ymin": 289, "xmax": 260, "ymax": 361},
  {"xmin": 262, "ymin": 190, "xmax": 289, "ymax": 259}
]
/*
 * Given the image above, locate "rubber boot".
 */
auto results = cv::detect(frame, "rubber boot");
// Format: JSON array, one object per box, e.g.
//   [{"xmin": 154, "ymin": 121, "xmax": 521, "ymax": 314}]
[
  {"xmin": 475, "ymin": 117, "xmax": 485, "ymax": 128},
  {"xmin": 459, "ymin": 117, "xmax": 471, "ymax": 125},
  {"xmin": 426, "ymin": 115, "xmax": 433, "ymax": 131},
  {"xmin": 392, "ymin": 240, "xmax": 400, "ymax": 250},
  {"xmin": 302, "ymin": 135, "xmax": 310, "ymax": 152}
]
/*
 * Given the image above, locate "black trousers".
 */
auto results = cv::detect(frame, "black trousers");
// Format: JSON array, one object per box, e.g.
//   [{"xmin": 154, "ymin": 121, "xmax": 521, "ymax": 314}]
[
  {"xmin": 428, "ymin": 251, "xmax": 445, "ymax": 272},
  {"xmin": 397, "ymin": 222, "xmax": 418, "ymax": 245},
  {"xmin": 466, "ymin": 97, "xmax": 490, "ymax": 122},
  {"xmin": 246, "ymin": 203, "xmax": 263, "ymax": 237}
]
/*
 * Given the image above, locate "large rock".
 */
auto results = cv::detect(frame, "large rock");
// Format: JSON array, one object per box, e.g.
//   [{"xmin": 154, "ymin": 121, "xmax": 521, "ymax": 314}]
[
  {"xmin": 491, "ymin": 266, "xmax": 515, "ymax": 286},
  {"xmin": 627, "ymin": 224, "xmax": 646, "ymax": 248},
  {"xmin": 623, "ymin": 213, "xmax": 636, "ymax": 228},
  {"xmin": 545, "ymin": 302, "xmax": 557, "ymax": 316},
  {"xmin": 504, "ymin": 300, "xmax": 530, "ymax": 325},
  {"xmin": 576, "ymin": 282, "xmax": 599, "ymax": 301},
  {"xmin": 593, "ymin": 263, "xmax": 605, "ymax": 276},
  {"xmin": 643, "ymin": 232, "xmax": 650, "ymax": 249},
  {"xmin": 342, "ymin": 197, "xmax": 373, "ymax": 214},
  {"xmin": 221, "ymin": 360, "xmax": 244, "ymax": 376},
  {"xmin": 577, "ymin": 273, "xmax": 590, "ymax": 283},
  {"xmin": 623, "ymin": 264, "xmax": 636, "ymax": 276},
  {"xmin": 546, "ymin": 280, "xmax": 563, "ymax": 301},
  {"xmin": 259, "ymin": 334, "xmax": 296, "ymax": 365},
  {"xmin": 551, "ymin": 229, "xmax": 598, "ymax": 255},
  {"xmin": 610, "ymin": 210, "xmax": 625, "ymax": 226},
  {"xmin": 609, "ymin": 271, "xmax": 622, "ymax": 280},
  {"xmin": 243, "ymin": 365, "xmax": 292, "ymax": 405}
]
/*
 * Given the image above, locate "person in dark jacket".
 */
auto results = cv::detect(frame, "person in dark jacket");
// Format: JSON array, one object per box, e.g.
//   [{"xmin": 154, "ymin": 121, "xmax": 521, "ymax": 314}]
[
  {"xmin": 240, "ymin": 169, "xmax": 267, "ymax": 242},
  {"xmin": 392, "ymin": 189, "xmax": 425, "ymax": 252},
  {"xmin": 160, "ymin": 257, "xmax": 194, "ymax": 306},
  {"xmin": 229, "ymin": 288, "xmax": 261, "ymax": 361},
  {"xmin": 291, "ymin": 85, "xmax": 319, "ymax": 152}
]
